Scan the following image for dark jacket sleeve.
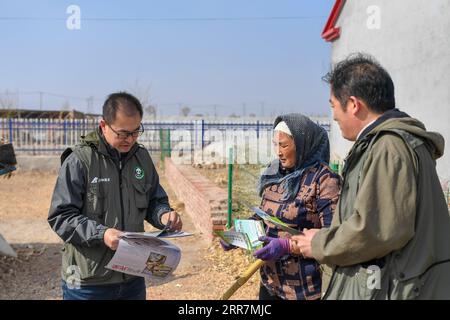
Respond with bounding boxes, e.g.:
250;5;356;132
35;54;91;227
145;168;172;230
47;152;108;247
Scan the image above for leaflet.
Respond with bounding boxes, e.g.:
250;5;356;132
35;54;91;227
251;206;301;235
105;231;191;284
215;219;265;251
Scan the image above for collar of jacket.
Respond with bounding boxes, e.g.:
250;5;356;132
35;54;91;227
343;108;414;176
356;108;410;142
80;127;140;163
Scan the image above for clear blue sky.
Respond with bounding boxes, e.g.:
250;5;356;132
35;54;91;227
0;0;335;117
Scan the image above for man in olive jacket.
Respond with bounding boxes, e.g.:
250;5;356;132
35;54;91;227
48;92;182;300
292;54;450;299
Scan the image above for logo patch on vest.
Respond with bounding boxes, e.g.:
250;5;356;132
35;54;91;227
91;177;111;184
134;166;144;180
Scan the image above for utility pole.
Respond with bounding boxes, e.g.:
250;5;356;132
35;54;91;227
39;91;43;110
213;104;218;119
86;96;94;114
178;103;182;117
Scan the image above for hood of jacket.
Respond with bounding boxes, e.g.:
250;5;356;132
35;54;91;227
367;116;445;160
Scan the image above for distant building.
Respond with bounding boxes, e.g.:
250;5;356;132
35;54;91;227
323;0;450;185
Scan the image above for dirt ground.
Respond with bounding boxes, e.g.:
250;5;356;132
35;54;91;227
0;170;259;300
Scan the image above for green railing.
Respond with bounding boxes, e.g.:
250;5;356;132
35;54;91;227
159;129;171;169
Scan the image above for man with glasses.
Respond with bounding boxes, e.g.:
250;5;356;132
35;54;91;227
48;92;182;300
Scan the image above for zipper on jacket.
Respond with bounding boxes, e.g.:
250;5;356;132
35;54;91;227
118;160;125;230
118;159;126;282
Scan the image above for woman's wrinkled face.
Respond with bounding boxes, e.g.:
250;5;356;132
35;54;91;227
273;131;296;169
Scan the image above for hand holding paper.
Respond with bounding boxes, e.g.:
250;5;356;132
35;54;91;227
161;210;183;232
105;231;192;283
104;228;124;251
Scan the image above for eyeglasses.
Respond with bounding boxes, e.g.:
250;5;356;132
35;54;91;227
107;123;144;139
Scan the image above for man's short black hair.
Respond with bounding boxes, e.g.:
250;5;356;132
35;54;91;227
102;92;143;123
323;53;395;113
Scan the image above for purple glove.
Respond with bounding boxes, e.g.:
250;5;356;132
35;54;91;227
220;239;237;251
253;236;290;261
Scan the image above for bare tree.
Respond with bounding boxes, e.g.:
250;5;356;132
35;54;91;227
180;106;191;117
61;100;71;111
145;104;157;119
127;78;156;119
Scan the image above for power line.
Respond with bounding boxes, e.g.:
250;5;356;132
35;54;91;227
0;15;325;22
39;91;43;110
15;91;103;101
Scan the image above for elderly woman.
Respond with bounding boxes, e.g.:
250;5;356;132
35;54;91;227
223;113;341;300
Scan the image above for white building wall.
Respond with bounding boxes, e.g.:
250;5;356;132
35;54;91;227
329;0;450;186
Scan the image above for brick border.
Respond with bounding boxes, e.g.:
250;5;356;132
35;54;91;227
164;158;227;241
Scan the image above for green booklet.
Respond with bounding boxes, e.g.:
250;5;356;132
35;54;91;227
215;219;265;251
251;206;301;235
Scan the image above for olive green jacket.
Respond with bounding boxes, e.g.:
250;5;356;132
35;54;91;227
312;117;450;299
48;129;171;286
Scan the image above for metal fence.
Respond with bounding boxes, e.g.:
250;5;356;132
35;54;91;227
0;118;330;155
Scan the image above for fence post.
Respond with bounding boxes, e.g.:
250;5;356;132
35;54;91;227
159;128;164;170
227;147;234;229
201;119;205;149
159;128;171;170
8;118;13;143
63;120;67;146
256;120;260;139
167;129;171;157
